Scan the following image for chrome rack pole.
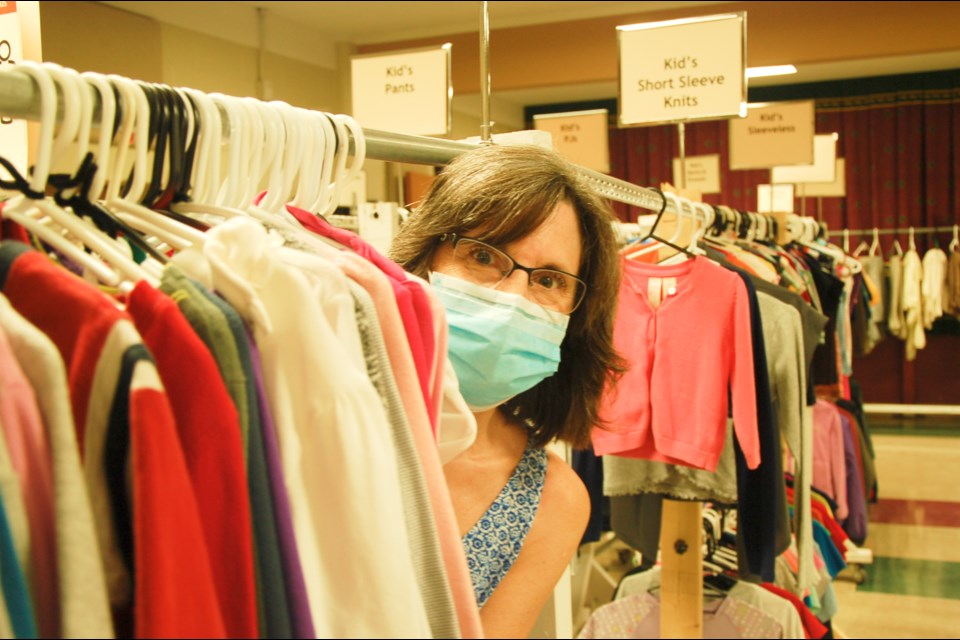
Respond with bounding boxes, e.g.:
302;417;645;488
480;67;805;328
479;0;493;143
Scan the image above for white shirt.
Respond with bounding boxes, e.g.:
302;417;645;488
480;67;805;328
921;247;948;329
193;217;432;638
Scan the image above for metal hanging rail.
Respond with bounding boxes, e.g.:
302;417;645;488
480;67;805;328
826;226;957;236
0;67;668;213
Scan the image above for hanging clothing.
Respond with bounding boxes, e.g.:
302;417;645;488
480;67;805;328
595;256;760;472
157;264;298;639
901;247;926;360
126;281;259;638
858;255;886;353
946;249;960;315
0;241;227;638
886;253;906;339
180;218;433;638
616;566;806;639
811;400;848;521
921;247;948;329
0;320;59;638
578;590;787;639
272;220;477;638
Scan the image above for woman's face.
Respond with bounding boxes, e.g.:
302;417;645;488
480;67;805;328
432;199;584;308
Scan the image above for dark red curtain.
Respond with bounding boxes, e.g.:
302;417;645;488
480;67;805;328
607;85;960;253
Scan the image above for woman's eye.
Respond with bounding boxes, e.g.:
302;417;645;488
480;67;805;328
534;272;566;290
470;249;494;266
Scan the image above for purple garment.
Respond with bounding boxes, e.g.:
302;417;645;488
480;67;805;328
246;328;315;638
839;413;868;544
577;591;787;639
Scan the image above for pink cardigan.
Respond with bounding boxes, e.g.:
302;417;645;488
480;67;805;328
595;256;761;471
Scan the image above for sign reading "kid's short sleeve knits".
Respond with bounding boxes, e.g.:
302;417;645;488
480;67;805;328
617;12;747;127
351;43;452;136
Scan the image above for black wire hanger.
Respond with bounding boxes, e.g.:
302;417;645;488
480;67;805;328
640;187;694;258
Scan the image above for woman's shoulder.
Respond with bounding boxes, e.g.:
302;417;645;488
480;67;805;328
536;446;590;536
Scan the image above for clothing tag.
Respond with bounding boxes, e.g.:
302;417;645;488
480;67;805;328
648;277;663;308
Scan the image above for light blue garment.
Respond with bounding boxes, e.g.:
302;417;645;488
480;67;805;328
430;272;568;411
0;493;37;639
462;440;547;608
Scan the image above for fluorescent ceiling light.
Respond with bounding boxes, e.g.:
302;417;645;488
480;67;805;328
746;65;798;78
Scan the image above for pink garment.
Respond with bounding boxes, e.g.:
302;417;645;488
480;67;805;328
811;400;848;521
406;273;449;436
595;256;760;471
330;251;483;639
0;324;60;638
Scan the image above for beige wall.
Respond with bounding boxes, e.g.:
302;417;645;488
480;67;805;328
40;1;162;82
39;1;343;113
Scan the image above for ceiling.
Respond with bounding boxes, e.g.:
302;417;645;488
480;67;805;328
244;1;733;45
99;1;960;109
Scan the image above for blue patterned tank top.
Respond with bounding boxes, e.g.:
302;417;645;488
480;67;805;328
462;442;548;609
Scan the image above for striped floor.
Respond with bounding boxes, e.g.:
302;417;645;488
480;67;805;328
832;430;960;639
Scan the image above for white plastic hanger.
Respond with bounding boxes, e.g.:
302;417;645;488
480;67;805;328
8;63;156;287
81;71;117;201
890;235;904;257
908;226;917;251
1;63;121;285
335;113;367;209
869;228;881;257
307;111;337;215
950;225;959;253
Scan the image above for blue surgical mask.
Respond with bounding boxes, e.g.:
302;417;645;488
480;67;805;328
430;271;570;412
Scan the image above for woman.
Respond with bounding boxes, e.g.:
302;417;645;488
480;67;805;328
390;144;626;638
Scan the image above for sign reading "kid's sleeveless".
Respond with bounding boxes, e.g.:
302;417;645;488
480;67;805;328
617;13;747;126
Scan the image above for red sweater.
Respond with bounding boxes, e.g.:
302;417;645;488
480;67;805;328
127;281;258;638
595;256;760;471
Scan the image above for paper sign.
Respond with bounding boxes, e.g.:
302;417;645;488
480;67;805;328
771;133;839;184
671;154;720;193
729;101;815;169
533;109;610;173
797;158;846;197
757;184;795;213
617;13;746;126
0;1;28;179
351;44;451;136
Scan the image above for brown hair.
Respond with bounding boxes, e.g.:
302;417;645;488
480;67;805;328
389;144;626;448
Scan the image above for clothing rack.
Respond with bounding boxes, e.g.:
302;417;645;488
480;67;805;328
0;68;666;213
827;226;957;237
0;63;724;640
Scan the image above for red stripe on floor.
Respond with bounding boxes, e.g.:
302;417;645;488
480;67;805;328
870;499;960;527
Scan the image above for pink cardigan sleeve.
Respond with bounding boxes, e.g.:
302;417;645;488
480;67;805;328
731;276;761;469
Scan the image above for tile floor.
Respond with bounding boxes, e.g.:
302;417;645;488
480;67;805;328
831;427;960;639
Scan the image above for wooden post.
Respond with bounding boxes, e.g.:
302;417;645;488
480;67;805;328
659;498;703;639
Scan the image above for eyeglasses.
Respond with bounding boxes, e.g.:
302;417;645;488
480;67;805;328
440;233;587;314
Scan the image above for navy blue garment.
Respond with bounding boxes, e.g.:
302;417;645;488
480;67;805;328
572;446;608;545
731;271;781;583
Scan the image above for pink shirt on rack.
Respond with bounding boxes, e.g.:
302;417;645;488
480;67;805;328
595;256;760;471
812;400;848;521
